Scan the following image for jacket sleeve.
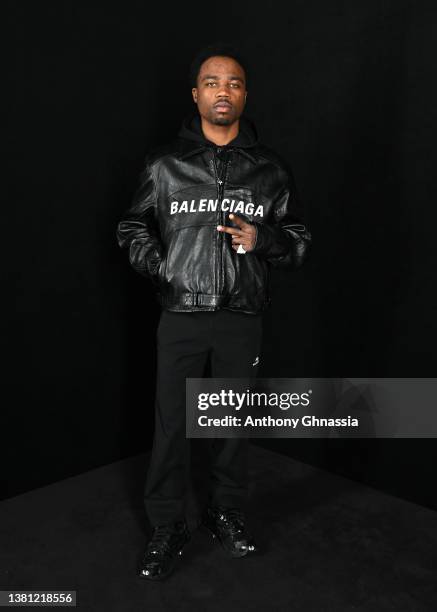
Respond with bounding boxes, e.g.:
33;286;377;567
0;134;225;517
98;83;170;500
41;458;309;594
116;158;164;283
251;166;311;269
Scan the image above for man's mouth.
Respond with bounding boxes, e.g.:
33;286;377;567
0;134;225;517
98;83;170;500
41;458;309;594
214;102;232;112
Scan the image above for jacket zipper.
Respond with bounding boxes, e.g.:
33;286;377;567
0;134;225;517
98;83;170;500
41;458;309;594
212;147;229;303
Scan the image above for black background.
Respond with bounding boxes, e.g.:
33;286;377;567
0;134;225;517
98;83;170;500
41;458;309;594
4;1;437;509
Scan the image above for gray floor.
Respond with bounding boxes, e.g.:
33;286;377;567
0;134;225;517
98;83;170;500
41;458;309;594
1;444;436;611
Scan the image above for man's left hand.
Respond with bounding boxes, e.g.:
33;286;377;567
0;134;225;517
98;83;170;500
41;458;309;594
217;213;257;253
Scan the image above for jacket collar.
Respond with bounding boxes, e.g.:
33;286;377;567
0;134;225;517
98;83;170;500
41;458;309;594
176;111;259;164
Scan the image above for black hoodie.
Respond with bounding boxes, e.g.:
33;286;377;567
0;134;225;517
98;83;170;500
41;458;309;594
178;111;259;150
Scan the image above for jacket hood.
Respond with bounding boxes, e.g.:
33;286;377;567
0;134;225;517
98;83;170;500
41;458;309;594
178;110;259;149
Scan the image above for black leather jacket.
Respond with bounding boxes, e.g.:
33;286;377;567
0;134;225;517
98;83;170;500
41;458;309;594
116;112;312;314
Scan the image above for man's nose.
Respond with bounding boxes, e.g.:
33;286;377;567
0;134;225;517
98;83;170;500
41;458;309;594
216;84;231;97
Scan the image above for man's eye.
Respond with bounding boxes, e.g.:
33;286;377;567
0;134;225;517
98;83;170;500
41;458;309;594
231;83;240;88
206;82;216;86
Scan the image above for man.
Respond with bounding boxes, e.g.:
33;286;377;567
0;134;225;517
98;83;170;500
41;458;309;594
116;42;311;580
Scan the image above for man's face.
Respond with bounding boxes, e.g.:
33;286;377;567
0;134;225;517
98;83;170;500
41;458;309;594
192;55;247;126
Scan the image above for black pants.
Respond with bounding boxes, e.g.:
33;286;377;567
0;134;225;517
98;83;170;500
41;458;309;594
144;308;263;526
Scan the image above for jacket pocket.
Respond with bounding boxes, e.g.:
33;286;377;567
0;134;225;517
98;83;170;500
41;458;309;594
146;249;165;287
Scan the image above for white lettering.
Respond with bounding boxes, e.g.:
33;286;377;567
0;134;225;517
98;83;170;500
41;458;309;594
169;198;264;217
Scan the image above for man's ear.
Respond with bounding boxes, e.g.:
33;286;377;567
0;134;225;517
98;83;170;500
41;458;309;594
192;88;197;103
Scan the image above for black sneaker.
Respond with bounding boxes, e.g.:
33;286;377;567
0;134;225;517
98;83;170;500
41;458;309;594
201;505;258;558
138;519;190;580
